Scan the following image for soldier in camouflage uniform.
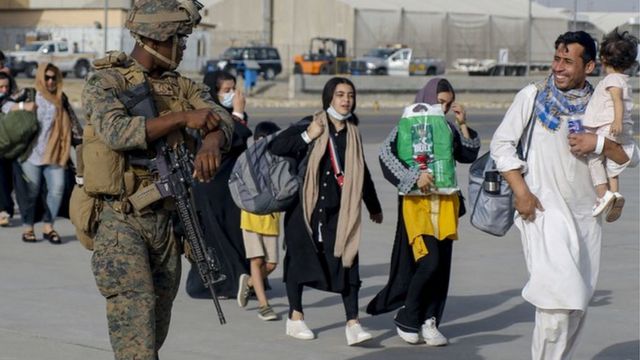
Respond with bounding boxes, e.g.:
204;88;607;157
81;0;233;358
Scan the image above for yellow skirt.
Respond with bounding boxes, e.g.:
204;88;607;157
402;194;459;261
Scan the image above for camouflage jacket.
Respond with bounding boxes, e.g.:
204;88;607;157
81;51;233;153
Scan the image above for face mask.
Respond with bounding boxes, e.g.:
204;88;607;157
327;105;352;121
220;91;235;108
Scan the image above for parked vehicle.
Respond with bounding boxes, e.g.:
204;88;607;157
350;46;445;76
409;56;447;76
293;37;349;75
202;46;282;80
7;40;95;78
454;58;551;76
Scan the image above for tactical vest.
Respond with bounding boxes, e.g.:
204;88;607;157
82;52;196;198
72;52;201;250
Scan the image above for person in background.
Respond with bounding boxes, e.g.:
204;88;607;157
0;73;13;108
0;72;38;227
269;77;383;346
18;63;81;243
0;72;20;226
0;50;11;76
237;121;282;321
0;51;18;96
242;59;259;95
367;78;480;345
205;70;248;124
186;70;253;299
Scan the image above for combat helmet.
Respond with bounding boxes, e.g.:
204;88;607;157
126;0;203;69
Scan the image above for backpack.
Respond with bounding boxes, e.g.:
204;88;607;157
0;110;39;159
228;132;301;214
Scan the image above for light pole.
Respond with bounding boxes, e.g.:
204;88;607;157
104;0;109;55
573;0;578;31
526;0;531;76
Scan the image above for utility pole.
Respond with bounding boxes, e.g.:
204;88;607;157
573;0;578;31
263;0;273;45
526;0;531;76
104;0;109;55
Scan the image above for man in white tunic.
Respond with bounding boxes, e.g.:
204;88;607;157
490;31;632;360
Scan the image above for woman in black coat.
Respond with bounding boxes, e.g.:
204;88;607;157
269;77;383;345
366;78;480;345
186;71;253;298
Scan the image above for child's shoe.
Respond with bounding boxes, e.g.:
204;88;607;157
257;304;278;321
592;190;615;216
236;274;251;308
605;192;625;222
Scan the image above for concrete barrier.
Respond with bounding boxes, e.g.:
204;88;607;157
296;74;640;93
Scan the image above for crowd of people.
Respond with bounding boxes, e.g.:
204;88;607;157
0;1;638;357
0;54;81;242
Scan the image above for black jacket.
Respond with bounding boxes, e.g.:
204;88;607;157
269;116;381;292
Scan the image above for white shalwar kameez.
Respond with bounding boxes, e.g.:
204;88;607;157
490;85;601;360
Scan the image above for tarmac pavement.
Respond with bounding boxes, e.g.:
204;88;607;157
0;133;638;359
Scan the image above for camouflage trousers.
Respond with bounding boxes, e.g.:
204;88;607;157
91;203;181;360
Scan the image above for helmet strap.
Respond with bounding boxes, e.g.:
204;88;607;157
171;35;178;68
135;35;179;70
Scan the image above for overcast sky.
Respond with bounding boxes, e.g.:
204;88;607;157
535;0;639;12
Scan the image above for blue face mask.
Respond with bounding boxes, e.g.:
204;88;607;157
327;105;352;121
220;91;235;108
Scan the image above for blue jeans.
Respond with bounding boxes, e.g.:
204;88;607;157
20;161;65;226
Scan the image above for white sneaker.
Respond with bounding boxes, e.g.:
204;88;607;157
345;322;373;346
605;192;625;222
592;190;615;216
396;327;420;344
236;274;251;308
421;317;448;346
286;319;315;340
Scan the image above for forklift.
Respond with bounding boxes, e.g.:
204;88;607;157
293;37;348;75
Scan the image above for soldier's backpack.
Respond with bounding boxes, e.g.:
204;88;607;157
228;132;301;214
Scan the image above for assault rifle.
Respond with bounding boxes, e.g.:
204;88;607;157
118;82;227;325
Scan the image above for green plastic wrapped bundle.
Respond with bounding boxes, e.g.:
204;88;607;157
397;103;458;195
